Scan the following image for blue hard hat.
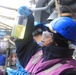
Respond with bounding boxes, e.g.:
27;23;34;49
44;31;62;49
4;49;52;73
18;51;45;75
49;17;76;41
34;21;46;30
34;21;40;26
32;22;47;36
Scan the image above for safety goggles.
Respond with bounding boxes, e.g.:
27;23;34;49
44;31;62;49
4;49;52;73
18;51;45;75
32;28;43;36
42;31;53;41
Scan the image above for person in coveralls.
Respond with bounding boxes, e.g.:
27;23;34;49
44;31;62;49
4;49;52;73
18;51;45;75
14;6;76;75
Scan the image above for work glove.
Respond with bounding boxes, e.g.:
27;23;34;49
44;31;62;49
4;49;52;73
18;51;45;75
6;62;29;75
18;6;31;17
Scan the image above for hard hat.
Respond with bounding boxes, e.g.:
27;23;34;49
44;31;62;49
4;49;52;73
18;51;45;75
34;21;40;26
47;17;76;41
32;23;47;36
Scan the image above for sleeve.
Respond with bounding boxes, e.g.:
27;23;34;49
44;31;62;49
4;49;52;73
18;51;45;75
15;13;34;52
15;14;37;67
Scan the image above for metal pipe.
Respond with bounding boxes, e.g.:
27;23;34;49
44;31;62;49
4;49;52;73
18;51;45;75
0;5;17;11
31;0;55;11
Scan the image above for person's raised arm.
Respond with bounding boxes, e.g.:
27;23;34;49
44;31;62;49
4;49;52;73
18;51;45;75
15;6;34;51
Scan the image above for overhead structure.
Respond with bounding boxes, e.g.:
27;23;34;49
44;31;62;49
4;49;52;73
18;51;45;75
0;5;18;35
33;0;76;23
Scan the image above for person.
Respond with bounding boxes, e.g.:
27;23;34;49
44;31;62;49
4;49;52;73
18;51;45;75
25;17;76;75
14;6;37;68
15;6;76;75
32;23;47;46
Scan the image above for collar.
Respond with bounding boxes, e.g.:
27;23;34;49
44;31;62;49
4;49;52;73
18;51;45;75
42;46;74;61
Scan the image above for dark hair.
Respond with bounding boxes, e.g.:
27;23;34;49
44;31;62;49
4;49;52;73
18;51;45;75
46;27;69;48
53;33;68;48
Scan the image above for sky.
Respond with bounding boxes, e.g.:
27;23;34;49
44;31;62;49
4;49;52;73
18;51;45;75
0;0;32;27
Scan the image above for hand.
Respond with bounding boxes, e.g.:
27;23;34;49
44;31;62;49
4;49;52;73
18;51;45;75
6;67;17;75
18;6;31;17
6;67;29;75
6;62;28;75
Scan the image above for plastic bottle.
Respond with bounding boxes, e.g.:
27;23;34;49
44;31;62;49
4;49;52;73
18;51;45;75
11;13;27;39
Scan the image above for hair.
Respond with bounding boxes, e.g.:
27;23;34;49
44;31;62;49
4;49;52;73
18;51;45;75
46;26;69;48
53;33;68;48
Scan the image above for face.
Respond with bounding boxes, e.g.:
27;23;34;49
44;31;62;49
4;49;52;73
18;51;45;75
41;31;53;46
33;34;42;43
